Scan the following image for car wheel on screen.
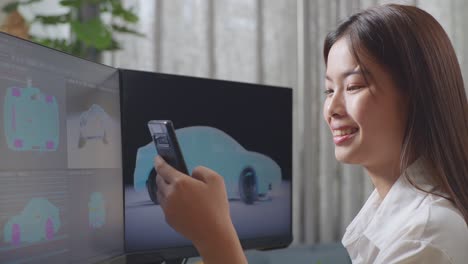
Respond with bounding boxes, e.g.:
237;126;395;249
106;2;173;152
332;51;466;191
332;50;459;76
146;169;160;205
239;167;258;205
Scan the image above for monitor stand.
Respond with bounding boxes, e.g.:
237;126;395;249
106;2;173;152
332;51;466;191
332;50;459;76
126;254;187;264
159;258;186;264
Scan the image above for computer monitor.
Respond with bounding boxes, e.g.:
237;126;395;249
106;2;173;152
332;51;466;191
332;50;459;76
0;33;124;263
120;70;293;262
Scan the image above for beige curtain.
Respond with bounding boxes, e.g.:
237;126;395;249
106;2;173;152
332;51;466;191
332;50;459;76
104;0;468;245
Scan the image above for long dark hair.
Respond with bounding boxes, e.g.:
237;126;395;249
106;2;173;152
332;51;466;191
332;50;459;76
323;4;468;224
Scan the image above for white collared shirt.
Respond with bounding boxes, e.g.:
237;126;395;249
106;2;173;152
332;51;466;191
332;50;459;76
342;158;468;263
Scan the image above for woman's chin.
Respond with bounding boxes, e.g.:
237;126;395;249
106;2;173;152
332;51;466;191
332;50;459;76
335;149;360;164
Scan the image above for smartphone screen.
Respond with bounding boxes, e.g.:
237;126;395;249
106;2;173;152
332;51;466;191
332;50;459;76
148;120;189;174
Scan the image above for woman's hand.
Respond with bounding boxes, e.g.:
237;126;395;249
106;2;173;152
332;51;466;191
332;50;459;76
154;155;230;243
154;156;247;264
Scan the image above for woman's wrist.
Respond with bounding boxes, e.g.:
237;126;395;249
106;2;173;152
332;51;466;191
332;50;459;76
193;221;247;264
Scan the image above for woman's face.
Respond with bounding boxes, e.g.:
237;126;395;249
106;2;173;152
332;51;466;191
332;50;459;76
323;37;407;169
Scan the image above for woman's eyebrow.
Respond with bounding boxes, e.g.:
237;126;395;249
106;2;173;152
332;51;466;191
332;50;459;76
325;69;369;81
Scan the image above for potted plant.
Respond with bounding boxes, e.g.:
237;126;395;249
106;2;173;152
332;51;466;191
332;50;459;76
1;0;144;62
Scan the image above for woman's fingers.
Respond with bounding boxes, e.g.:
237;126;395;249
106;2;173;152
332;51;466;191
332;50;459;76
191;165;224;186
156;170;169;207
154;155;185;184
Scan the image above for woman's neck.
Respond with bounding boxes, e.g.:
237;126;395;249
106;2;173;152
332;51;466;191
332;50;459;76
364;159;402;200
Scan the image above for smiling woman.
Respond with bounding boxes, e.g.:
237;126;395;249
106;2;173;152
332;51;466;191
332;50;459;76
324;38;407;173
142;3;468;264
323;4;468;263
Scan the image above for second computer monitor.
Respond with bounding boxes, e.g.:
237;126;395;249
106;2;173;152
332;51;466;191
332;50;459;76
120;70;293;260
0;33;124;264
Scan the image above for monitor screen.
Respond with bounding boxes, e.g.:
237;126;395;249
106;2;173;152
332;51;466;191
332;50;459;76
120;70;292;260
0;33;124;263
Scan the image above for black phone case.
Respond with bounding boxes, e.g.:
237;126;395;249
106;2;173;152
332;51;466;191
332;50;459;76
148;120;189;175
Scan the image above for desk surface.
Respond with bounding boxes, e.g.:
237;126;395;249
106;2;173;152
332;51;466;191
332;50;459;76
103;243;351;264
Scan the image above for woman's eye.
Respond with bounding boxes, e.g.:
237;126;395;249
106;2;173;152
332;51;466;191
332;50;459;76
346;85;364;91
324;89;334;95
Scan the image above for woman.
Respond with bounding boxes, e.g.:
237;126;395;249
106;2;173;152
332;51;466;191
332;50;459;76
154;4;468;264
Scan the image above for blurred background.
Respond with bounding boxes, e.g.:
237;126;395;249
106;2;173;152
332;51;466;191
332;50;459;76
1;0;466;250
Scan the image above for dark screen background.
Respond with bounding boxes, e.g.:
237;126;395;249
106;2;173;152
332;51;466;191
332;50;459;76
120;70;292;185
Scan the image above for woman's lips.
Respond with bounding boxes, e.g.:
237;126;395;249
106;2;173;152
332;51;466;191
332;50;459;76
332;127;359;145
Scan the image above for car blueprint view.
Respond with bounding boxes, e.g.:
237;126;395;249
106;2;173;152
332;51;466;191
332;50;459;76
0;33;123;264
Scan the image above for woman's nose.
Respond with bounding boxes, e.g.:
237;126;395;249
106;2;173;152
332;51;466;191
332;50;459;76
326;91;346;118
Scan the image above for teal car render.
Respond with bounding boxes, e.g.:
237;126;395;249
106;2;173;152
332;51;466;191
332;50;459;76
3;197;61;245
3;86;59;151
78;104;110;148
133;126;282;204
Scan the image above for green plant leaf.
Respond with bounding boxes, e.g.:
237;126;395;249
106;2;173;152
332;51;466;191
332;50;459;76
3;0;41;13
111;24;144;37
71;18;113;50
119;8;138;23
88;0;106;5
33;13;71;24
59;0;82;7
2;2;20;13
107;38;121;51
100;5;110;13
110;0;138;23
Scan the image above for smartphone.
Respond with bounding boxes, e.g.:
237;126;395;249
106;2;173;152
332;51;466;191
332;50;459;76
148;120;189;175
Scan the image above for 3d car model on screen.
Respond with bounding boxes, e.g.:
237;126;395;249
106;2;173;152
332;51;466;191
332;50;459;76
88;192;106;229
78;104;110;148
3;197;61;245
134;126;282;205
3;86;59;151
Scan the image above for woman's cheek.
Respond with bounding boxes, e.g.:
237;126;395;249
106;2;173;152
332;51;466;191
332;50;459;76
346;94;368;122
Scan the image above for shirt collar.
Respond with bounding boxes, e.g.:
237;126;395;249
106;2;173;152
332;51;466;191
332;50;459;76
343;157;439;249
